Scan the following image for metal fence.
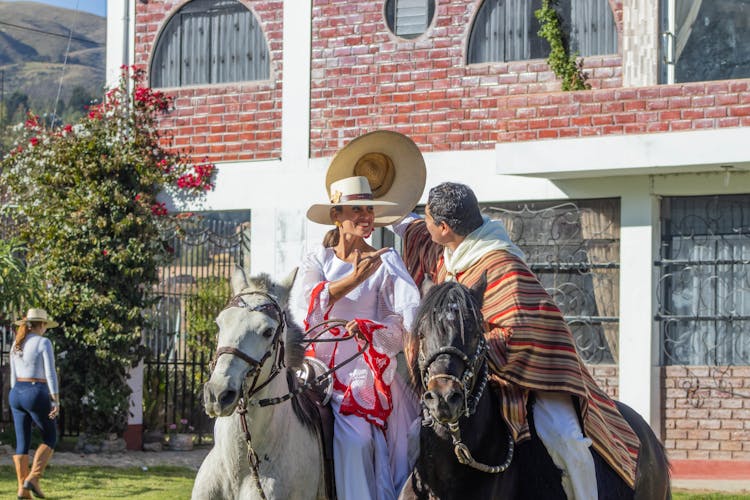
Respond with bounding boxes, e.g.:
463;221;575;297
143;211;251;439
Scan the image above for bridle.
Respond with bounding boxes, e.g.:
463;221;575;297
210;290;287;401
417;299;514;474
419;335;489;420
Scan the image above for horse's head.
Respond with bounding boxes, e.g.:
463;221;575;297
412;275;488;425
203;266;300;417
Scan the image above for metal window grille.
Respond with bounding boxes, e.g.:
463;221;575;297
151;0;269;87
483;199;621;364
657;195;750;366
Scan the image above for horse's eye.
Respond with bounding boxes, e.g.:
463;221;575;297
262;327;274;338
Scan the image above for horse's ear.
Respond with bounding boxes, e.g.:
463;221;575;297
269;267;298;306
230;265;249;295
279;267;299;292
469;272;487;306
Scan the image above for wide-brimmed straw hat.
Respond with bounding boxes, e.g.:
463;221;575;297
14;308;59;328
319;130;427;227
307;176;399;226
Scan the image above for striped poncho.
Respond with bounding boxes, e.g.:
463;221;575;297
402;219;640;489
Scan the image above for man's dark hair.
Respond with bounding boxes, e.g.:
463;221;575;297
427;182;483;236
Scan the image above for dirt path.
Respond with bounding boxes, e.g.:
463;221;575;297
2;447;210;470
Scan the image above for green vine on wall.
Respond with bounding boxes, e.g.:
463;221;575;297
535;0;590;91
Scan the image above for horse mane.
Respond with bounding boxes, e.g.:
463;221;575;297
284;321;306;368
405;281;483;394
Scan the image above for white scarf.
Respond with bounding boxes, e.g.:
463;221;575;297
443;216;525;281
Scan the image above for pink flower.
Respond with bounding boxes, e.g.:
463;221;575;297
102;249;109;256
29;137;39;147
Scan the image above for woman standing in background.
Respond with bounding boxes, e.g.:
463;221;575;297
10;308;59;499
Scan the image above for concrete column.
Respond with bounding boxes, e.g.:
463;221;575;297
281;0;312;164
105;0;135;88
618;179;661;437
125;361;144;450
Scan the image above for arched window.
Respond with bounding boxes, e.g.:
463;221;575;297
151;0;269;88
467;0;617;64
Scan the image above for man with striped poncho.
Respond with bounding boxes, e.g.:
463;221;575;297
392;182;640;500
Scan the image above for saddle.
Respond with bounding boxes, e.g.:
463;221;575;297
291;358;337;500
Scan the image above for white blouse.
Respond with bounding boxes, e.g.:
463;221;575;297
294;246;420;427
10;334;59;395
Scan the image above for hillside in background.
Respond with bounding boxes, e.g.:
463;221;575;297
0;1;105;120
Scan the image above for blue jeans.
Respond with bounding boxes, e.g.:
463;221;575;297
10;382;58;454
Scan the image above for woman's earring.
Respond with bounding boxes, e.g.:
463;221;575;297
335;221;342;228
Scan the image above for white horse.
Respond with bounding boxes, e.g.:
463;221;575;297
192;266;329;500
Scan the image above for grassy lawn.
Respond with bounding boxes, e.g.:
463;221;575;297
1;465;748;499
675;494;750;500
0;465;195;499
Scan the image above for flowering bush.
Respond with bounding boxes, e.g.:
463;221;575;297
168;418;195;435
0;66;215;435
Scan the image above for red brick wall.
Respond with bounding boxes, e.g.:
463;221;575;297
134;0;283;162
310;0;624;156
497;81;750;142
663;366;750;461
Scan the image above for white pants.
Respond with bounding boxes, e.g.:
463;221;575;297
533;391;598;500
331;374;418;500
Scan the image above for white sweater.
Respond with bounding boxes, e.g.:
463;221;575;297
10;334;59;395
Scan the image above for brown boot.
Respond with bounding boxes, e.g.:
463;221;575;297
12;454;32;499
23;444;54;498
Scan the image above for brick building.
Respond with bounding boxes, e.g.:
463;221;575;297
107;0;750;476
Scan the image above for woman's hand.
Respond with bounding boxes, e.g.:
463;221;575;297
329;247;389;303
49;402;59;420
346;319;367;342
351;247;388;284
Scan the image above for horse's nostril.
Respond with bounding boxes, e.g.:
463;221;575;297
220;390;238;408
447;391;463;407
423;391;436;402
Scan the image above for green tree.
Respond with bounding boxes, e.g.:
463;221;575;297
0;237;43;322
1;66;214;436
185;277;230;359
68;85;95;113
4;91;29;123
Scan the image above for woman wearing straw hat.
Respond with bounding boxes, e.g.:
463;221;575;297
10;308;59;499
296;174;421;500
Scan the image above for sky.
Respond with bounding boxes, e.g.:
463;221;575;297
4;0;106;17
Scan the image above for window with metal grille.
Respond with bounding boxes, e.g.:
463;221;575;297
384;0;436;39
150;0;269;88
657;195;750;366
467;0;617;64
483;199;621;364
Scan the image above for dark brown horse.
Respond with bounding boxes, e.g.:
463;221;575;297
399;279;671;500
